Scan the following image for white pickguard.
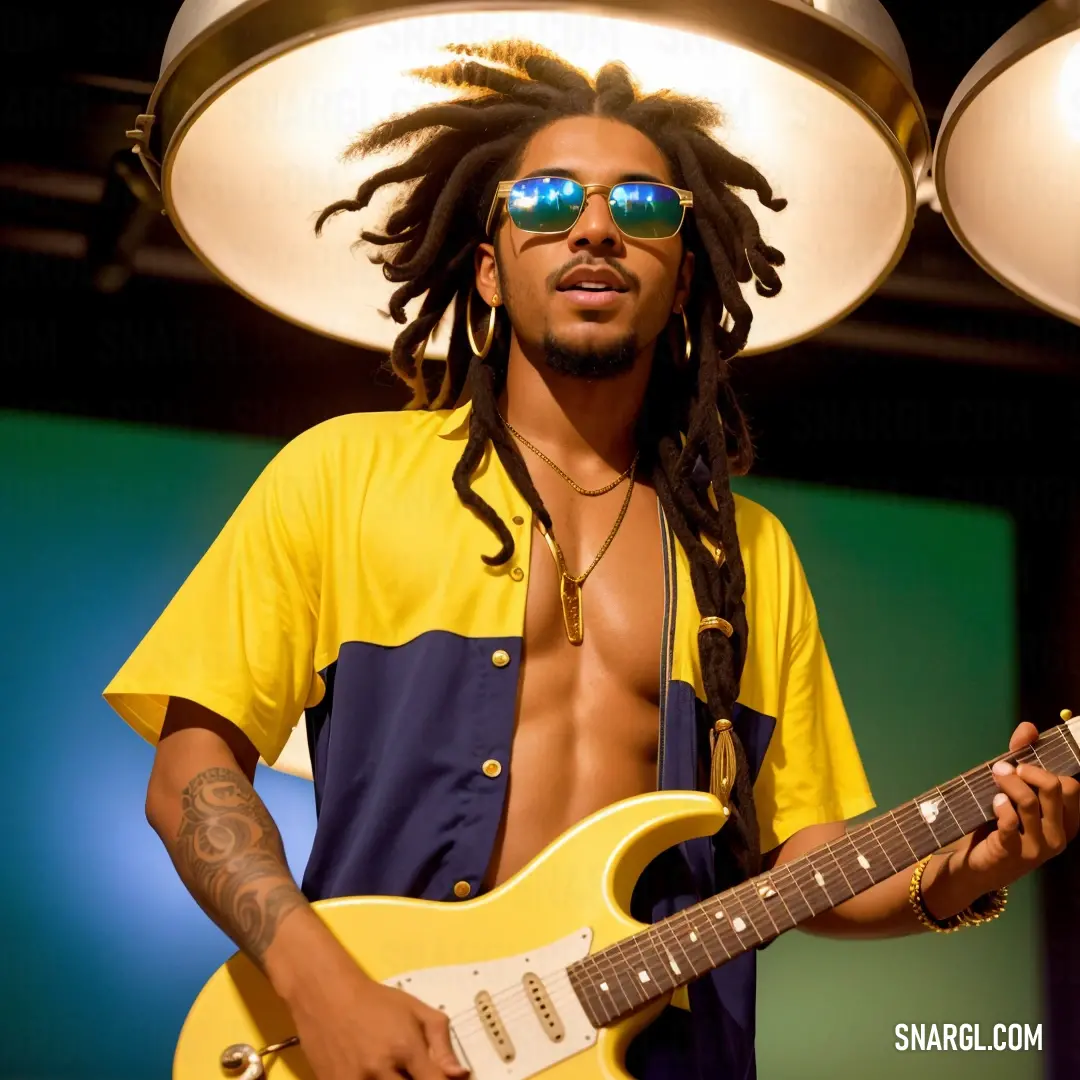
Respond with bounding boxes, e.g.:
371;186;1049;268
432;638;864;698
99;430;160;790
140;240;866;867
384;928;597;1079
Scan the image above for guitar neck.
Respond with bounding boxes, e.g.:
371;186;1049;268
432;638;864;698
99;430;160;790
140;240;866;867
569;718;1080;1027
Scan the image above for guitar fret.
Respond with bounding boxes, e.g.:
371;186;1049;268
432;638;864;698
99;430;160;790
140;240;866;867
733;884;775;941
862;818;899;873
567;957;604;1024
1056;726;1080;768
834;835;874;888
803;849;843;906
600;947;638;1014
581;953;623;1023
760;873;797;927
934;784;965;836
697;898;730;947
618;936;663;999
690;905;730;966
676;914;709;968
884;809;918;861
782;859;833;917
823;842;856;895
710;899;746;958
721;889;758;943
669;911;704;972
729;885;765;938
904;798;943;850
605;943;641;1006
957;773;989;827
773;863;817;921
746;878;793;938
658;915;699;975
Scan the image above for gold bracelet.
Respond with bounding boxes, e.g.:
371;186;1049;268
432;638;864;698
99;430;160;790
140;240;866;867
908;855;1009;933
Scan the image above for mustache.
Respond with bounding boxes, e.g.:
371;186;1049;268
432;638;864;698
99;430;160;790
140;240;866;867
547;256;639;293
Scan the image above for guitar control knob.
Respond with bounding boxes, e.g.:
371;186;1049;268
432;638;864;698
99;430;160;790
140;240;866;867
221;1045;264;1080
220;1038;299;1080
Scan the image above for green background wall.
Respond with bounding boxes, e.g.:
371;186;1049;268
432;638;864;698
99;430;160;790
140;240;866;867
0;410;1039;1079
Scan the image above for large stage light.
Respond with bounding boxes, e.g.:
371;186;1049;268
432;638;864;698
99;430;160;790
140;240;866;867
127;0;928;359
935;1;1080;327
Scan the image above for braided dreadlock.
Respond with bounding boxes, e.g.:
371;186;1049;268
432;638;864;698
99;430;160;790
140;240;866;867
314;41;787;888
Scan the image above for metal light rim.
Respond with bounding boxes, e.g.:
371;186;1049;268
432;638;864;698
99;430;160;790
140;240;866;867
933;0;1080;328
137;0;931;356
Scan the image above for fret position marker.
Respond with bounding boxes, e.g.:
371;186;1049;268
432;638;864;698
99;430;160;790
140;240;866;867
814;871;826;887
638;971;650;983
856;854;870;870
919;799;940;824
689;931;698;942
758;884;777;899
714;910;726;920
666;950;681;976
732;917;747;933
600;982;609;992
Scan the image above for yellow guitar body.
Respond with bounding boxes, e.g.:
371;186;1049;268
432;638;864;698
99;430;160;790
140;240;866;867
175;790;728;1080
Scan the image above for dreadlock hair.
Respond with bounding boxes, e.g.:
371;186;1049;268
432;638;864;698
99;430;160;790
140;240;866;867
314;40;787;888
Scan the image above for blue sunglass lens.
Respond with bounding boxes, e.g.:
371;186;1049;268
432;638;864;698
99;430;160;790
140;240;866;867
507;177;585;232
609;183;684;239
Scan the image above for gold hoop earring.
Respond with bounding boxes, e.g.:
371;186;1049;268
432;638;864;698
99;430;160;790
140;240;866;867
466;288;497;359
674;307;693;365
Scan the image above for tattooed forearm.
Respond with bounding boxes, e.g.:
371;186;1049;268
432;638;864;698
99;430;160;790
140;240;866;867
174;766;306;963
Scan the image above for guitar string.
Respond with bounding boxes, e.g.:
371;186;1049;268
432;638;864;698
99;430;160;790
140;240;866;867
440;733;1077;1041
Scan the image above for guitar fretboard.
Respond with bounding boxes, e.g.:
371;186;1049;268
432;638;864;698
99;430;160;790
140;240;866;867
567;721;1080;1027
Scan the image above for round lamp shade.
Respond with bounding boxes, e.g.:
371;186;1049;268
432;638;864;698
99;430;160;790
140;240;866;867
935;1;1080;326
130;0;928;357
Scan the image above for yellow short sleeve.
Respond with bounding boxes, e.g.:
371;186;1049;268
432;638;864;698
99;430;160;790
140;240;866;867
752;538;876;852
102;429;327;766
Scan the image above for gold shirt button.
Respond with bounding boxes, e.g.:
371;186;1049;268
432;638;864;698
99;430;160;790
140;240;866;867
510;567;524;581
491;649;510;668
512;515;525;525
482;759;503;778
453;880;472;898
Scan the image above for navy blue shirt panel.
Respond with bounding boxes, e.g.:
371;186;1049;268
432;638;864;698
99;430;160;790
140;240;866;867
301;632;520;903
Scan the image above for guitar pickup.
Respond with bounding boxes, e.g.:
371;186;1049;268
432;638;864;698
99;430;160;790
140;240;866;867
523;972;566;1043
474;990;515;1062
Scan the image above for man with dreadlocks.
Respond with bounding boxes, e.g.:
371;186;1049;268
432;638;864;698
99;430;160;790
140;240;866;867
106;40;1078;1080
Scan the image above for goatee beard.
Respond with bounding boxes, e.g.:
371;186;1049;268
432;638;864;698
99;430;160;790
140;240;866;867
541;330;638;379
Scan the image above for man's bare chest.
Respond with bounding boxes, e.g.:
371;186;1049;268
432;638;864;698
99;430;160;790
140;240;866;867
519;474;665;708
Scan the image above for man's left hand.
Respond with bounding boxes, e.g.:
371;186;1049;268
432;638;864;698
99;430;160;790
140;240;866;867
953;721;1080;893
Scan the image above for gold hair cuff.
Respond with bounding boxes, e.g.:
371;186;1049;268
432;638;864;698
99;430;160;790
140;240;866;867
908;855;1008;933
709;718;736;806
699;616;733;638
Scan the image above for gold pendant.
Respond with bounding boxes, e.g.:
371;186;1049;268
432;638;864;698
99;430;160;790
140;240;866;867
560;574;584;646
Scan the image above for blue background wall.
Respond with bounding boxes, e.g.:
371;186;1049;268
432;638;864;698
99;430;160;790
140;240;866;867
0;410;1038;1079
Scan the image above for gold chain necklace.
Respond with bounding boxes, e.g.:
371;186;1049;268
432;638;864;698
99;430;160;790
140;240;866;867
497;408;638;645
536;468;636;646
497;408;635;495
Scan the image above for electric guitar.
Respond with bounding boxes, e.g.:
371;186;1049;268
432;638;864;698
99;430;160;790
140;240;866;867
180;709;1079;1080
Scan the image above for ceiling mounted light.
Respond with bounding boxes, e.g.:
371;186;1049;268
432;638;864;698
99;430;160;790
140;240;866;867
128;0;928;358
935;0;1080;327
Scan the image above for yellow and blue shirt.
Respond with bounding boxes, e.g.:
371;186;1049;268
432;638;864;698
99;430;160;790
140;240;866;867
103;400;874;1080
